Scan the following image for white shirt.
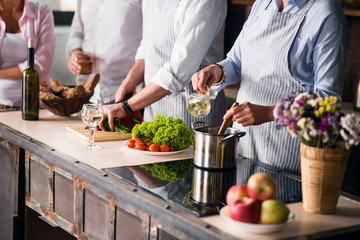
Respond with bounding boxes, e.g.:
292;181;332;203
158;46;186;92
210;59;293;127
136;0;226;94
135;0;228;128
0;33;27;107
67;0;143;104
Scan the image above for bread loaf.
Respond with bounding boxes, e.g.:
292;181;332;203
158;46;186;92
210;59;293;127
83;73;100;94
60;85;86;99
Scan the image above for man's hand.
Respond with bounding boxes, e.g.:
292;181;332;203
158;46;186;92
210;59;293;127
67;49;96;76
223;102;275;127
99;103;127;131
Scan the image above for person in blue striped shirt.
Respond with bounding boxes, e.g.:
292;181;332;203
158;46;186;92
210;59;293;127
191;0;349;174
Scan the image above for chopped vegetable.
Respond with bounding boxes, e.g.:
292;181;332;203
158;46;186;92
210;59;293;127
132;115;194;150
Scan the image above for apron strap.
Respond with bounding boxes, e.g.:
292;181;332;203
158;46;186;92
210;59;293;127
301;0;316;16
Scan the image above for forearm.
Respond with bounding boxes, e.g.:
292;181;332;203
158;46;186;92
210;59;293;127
127;82;170;112
125;59;145;86
0;66;22;79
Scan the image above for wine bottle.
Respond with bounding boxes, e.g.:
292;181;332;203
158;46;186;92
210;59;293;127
22;38;39;120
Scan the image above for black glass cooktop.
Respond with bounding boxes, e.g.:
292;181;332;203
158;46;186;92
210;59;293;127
103;157;303;217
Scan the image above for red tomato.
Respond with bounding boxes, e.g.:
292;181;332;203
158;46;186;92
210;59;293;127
170;145;176;151
135;141;145;150
149;144;160;152
132;135;138;140
127;139;135;148
145;142;152;150
160;144;170;152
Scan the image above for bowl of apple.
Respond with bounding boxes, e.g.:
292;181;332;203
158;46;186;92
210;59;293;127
220;173;295;234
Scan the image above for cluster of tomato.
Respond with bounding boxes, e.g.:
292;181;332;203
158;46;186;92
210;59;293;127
127;136;176;152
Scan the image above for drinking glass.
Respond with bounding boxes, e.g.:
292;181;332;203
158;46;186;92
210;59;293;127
77;54;93;74
81;103;104;150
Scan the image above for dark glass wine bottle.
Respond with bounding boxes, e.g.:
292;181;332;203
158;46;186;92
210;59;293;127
22;38;39;120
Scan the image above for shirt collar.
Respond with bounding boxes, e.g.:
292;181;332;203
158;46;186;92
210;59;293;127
276;0;308;9
293;0;308;8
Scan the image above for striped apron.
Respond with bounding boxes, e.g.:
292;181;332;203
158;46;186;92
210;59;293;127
234;0;315;175
142;0;227;128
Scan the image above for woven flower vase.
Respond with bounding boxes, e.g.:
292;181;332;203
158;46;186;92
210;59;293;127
300;143;350;214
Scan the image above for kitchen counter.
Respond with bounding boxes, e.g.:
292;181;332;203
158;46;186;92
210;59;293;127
1;110;360;239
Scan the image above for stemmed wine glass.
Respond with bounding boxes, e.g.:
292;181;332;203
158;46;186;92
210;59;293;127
81;103;104;150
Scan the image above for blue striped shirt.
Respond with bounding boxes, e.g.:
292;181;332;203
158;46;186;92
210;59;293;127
218;0;349;101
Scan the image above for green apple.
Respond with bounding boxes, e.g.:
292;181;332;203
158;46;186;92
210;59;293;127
260;199;289;224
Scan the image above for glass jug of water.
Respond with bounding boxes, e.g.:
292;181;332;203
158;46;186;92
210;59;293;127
186;88;218;118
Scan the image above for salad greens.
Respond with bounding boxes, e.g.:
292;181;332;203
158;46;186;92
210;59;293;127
141;159;193;182
132;115;194;150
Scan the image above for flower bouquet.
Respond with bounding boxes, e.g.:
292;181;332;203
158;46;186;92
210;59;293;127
273;91;360;214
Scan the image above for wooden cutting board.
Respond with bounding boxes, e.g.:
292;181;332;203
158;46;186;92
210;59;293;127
66;124;132;142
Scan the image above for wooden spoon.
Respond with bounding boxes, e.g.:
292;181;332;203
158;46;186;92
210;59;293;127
217;102;239;135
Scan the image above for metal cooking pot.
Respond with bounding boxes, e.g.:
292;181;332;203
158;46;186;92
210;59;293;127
191;121;246;169
191;166;236;205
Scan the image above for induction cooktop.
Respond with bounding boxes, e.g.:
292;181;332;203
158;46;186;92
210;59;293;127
103;157;303;217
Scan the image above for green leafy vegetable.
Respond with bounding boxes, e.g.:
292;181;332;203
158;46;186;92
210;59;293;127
141;159;193;182
132;115;194;150
101;111;143;133
101;118;131;133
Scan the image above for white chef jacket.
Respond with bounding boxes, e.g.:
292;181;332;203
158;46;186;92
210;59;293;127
67;0;142;104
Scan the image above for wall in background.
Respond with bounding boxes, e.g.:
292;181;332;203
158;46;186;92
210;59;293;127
31;0;76;11
344;17;360;104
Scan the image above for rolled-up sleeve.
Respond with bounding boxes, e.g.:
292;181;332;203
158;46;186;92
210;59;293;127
312;13;348;101
151;0;227;93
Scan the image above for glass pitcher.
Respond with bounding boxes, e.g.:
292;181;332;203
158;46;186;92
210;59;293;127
186;88;218;118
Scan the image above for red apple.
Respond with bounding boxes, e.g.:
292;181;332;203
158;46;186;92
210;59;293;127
226;185;249;206
229;197;260;224
260;199;290;224
247;173;277;201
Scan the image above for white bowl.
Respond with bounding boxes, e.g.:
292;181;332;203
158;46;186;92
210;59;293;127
219;205;295;234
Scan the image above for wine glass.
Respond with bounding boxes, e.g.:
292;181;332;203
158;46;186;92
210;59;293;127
81;103;104;150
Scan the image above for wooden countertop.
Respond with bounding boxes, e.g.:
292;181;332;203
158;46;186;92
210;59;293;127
0;110;193;170
1;109;360;239
203;197;360;239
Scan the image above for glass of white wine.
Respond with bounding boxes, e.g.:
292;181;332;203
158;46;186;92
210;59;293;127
186;88;218;118
81;103;104;150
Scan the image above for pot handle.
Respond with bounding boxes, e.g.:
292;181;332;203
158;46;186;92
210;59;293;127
219;132;246;145
191;121;209;131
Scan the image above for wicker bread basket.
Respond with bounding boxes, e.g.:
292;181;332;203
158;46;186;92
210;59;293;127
41;91;93;116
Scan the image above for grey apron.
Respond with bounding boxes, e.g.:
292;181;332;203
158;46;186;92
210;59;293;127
235;0;315;175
